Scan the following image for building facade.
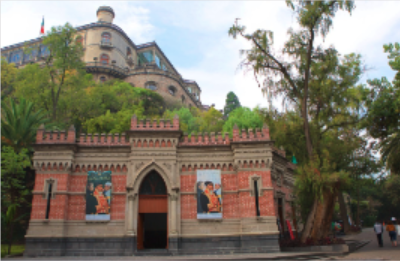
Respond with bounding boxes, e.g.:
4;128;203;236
25;116;296;256
1;6;202;108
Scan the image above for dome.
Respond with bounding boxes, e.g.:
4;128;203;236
97;6;115;18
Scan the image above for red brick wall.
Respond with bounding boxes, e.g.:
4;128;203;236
49;194;68;219
180;170;275;220
110;195;126;220
69;176;87;192
31;173;127;220
181;194;196;219
67;195;86;220
31;195;47;220
34;173;69;191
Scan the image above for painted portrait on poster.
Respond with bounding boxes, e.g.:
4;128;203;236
86;170;112;220
197;169;222;219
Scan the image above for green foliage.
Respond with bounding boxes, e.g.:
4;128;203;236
222;107;263;136
163;107;224;134
1;146;31;253
1;98;50;152
364;43;400;174
223;91;241;117
1;58;17;100
1;245;25;258
81;81;166;134
13;23;88;122
295;150;349;202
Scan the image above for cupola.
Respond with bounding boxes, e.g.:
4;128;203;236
97;6;115;23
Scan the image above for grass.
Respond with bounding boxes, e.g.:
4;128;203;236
1;244;25;258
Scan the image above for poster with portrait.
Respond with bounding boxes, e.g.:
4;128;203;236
85;170;112;221
196;169;222;219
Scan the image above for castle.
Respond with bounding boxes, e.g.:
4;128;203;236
1;6;202;109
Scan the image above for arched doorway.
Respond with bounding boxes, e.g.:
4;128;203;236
137;170;168;250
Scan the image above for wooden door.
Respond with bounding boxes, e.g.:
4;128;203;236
137;213;144;250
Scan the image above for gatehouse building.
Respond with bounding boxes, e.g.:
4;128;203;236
25;116;296;256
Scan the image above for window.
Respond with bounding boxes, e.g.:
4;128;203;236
127;47;132;56
254;180;260;216
155;53;161;68
10;52;21;63
40;45;50;57
145;81;157;91
161;63;167;71
168;86;176;96
76;35;83;45
100;76;107;83
101;32;111;43
139;171;167;195
142;51;153;63
187;87;192;93
100;54;109;65
181;95;185;103
44;179;55;219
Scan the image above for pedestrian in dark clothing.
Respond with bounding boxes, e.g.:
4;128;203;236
374;220;384;247
386;220;398;247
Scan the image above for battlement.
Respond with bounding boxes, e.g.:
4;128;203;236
36;125;76;144
179;124;270;146
78;133;129;146
130;114;179;131
179;132;231;146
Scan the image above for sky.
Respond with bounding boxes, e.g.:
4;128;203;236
1;1;399;110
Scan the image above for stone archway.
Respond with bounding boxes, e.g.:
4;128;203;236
137;170;168;249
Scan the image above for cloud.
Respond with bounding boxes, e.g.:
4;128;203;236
1;1;399;112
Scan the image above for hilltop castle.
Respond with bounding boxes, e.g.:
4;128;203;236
1;6;202;109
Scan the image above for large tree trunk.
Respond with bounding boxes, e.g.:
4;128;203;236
301;187;338;242
338;192;350;234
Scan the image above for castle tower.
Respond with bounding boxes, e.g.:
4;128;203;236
97;6;115;23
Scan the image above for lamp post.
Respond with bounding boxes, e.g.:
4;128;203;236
93;57;98;66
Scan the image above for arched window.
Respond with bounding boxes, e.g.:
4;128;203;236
139;171;167;195
100;54;109;65
76;35;83;45
145;81;157;91
168;86;176;96
100;76;107;83
127;47;132;56
101;32;111;43
181;95;185;103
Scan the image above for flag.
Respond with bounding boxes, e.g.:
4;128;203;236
40;17;44;35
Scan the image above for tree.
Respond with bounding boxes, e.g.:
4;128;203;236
229;0;365;242
13;23;87;123
223;91;241;117
1;58;17;100
364;43;400;174
1;98;50;152
1;146;31;255
222;107;263;136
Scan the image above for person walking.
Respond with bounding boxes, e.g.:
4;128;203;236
374;220;384;247
386;220;397;247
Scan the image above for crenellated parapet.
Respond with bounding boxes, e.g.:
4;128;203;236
36;124;76;144
78;133;129;146
232;123;270;142
179;132;230;146
130;114;179;131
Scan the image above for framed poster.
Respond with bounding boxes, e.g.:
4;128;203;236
197;169;222;219
86;170;112;221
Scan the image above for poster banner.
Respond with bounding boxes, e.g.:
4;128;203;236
196;169;222;219
86;170;112;221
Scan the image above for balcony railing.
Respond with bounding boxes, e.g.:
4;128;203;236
85;62;128;78
100;41;113;49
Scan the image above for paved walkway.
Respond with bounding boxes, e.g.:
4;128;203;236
337;227;400;260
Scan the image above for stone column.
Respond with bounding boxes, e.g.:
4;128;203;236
169;192;179;254
127;194;135;235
